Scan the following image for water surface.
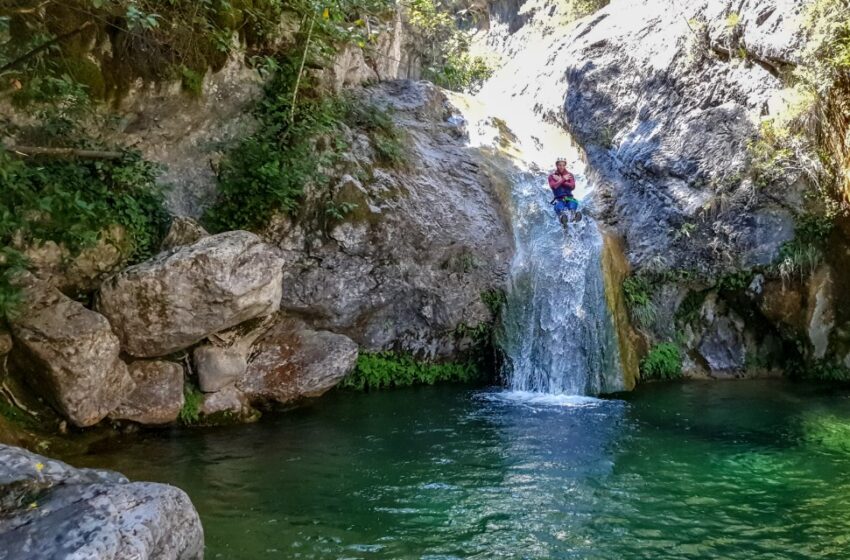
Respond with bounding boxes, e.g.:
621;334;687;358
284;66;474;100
70;381;850;559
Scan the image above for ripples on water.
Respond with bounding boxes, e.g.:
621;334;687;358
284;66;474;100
71;381;850;559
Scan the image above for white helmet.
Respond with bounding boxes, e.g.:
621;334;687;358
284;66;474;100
555;156;568;164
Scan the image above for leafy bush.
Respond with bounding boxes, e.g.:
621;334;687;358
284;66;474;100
206;50;407;233
0;148;169;317
799;359;850;382
640;343;683;381
481;289;507;316
340;351;482;391
407;0;494;92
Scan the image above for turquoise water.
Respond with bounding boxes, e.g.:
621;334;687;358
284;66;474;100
70;381;850;559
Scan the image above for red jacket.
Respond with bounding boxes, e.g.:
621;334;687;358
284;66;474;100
548;171;575;199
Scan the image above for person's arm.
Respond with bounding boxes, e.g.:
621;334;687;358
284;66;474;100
548;173;563;188
563;172;576;189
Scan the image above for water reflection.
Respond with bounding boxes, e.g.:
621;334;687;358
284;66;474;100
67;381;850;559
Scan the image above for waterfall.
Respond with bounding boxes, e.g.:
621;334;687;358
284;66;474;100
446;93;624;396
496;173;624;396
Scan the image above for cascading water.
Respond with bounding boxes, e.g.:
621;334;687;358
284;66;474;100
448;94;624;396
496;173;623;395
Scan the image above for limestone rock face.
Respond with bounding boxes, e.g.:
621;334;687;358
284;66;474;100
0;444;203;560
109;360;185;425
270;81;513;359
9;283;134;427
97;231;284;357
237;319;359;404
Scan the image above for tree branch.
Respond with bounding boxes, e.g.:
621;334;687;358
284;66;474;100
0;20;95;74
5;146;123;159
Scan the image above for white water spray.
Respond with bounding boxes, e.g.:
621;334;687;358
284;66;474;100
449;90;624;396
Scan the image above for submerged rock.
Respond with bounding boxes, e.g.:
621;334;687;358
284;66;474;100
0;444;203;560
109;360;185;425
237;318;359;404
9;282;134;428
97;230;284;358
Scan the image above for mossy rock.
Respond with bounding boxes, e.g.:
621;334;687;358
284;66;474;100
60;55;106;99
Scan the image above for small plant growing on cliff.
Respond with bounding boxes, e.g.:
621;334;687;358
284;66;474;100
623;275;657;329
179;384;203;425
640;343;683;381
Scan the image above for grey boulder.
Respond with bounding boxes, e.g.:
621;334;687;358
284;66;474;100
109;360;185;425
237;319;359;404
97;231;284;357
9;282;134;428
0;444;203;560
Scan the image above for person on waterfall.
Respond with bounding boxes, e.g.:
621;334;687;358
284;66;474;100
548;157;578;222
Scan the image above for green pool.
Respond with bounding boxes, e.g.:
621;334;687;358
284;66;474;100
68;380;850;559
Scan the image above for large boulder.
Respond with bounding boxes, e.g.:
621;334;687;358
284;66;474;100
9;283;134;428
0;444;203;560
97;230;284;357
237;319;359;404
109;360;185;425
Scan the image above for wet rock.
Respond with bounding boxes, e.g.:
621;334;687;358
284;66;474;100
698;316;746;376
806;266;834;359
200;385;258;423
237;319;359;404
97;231;284;358
160;216;209;251
0;444;203;560
109;360;185;425
9;282;134;428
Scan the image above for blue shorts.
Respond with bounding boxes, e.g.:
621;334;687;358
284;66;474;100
553;198;579;215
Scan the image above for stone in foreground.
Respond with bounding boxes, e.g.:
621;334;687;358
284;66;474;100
0;444;203;560
9;282;134;427
97;231;284;358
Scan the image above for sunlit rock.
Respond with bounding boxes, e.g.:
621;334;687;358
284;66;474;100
0;444;203;560
97;231;284;358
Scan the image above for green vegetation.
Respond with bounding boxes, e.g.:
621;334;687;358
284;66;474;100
407;0;493;92
340;351;482;391
717;270;752;292
675;289;707;326
640;342;683;381
179;383;204;425
204;64;407;232
622;274;657;329
563;0;609;21
481;288;507;317
0;143;168;317
1;0;286;102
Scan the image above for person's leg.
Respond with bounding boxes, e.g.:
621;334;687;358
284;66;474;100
566;198;579;211
553;199;567;215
